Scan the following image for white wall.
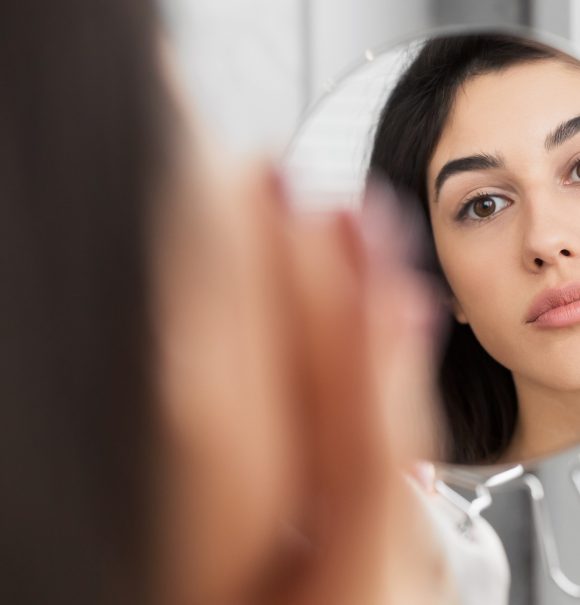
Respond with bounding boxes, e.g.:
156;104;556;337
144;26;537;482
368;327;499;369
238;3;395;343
162;0;304;152
308;0;431;99
572;0;580;50
161;1;438;153
162;0;578;154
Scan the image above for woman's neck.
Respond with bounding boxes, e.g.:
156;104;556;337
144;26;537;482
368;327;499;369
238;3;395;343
499;375;580;464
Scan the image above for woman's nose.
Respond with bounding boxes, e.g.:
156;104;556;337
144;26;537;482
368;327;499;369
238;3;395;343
521;198;580;272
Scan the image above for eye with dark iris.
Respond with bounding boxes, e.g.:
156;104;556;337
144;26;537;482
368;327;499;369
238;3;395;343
457;194;509;222
472;196;496;218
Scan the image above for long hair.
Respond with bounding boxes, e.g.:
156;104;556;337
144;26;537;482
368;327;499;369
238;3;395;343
0;1;169;603
368;34;557;464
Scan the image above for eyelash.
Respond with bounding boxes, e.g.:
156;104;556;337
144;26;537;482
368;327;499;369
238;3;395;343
455;191;509;224
565;157;580;184
454;158;580;224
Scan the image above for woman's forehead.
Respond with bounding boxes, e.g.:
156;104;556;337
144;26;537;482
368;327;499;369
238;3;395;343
428;59;580;182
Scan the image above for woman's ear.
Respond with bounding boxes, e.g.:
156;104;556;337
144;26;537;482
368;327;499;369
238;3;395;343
445;293;469;324
447;295;468;325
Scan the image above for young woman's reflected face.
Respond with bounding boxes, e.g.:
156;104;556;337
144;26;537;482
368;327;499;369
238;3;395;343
428;59;580;393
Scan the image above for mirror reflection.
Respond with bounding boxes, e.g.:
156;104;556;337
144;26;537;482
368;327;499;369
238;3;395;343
288;31;580;468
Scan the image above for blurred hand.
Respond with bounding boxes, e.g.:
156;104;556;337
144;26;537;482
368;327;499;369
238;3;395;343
255;180;457;605
165;151;459;605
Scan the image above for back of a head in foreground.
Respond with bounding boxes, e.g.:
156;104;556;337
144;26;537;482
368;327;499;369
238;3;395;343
0;1;169;603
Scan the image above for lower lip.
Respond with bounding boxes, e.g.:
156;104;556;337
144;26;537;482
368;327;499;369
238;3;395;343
532;299;580;328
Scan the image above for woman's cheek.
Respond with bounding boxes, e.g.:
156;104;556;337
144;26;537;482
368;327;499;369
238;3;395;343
437;240;520;367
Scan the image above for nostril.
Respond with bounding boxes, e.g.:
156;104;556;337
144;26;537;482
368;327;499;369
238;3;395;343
534;258;543;267
561;249;571;257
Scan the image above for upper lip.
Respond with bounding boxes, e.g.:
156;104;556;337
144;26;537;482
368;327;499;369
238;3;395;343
526;282;580;323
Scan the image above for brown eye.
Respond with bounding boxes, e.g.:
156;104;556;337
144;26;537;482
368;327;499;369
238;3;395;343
462;194;509;221
472;196;496;217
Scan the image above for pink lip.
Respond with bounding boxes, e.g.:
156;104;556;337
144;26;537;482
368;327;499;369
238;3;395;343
526;282;580;328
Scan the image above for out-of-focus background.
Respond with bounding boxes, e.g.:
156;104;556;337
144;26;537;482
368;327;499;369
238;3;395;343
162;0;580;153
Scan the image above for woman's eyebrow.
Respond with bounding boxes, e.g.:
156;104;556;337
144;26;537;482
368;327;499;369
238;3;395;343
545;115;580;150
434;153;504;201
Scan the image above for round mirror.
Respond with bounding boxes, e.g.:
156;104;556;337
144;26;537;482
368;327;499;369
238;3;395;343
285;26;580;604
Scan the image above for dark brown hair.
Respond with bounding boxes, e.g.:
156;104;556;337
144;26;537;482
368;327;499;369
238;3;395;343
0;1;169;603
369;34;557;464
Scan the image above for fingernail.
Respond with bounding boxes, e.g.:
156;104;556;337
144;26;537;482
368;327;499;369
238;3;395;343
414;461;436;493
362;176;431;272
268;165;290;213
360;180;403;268
336;210;367;277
